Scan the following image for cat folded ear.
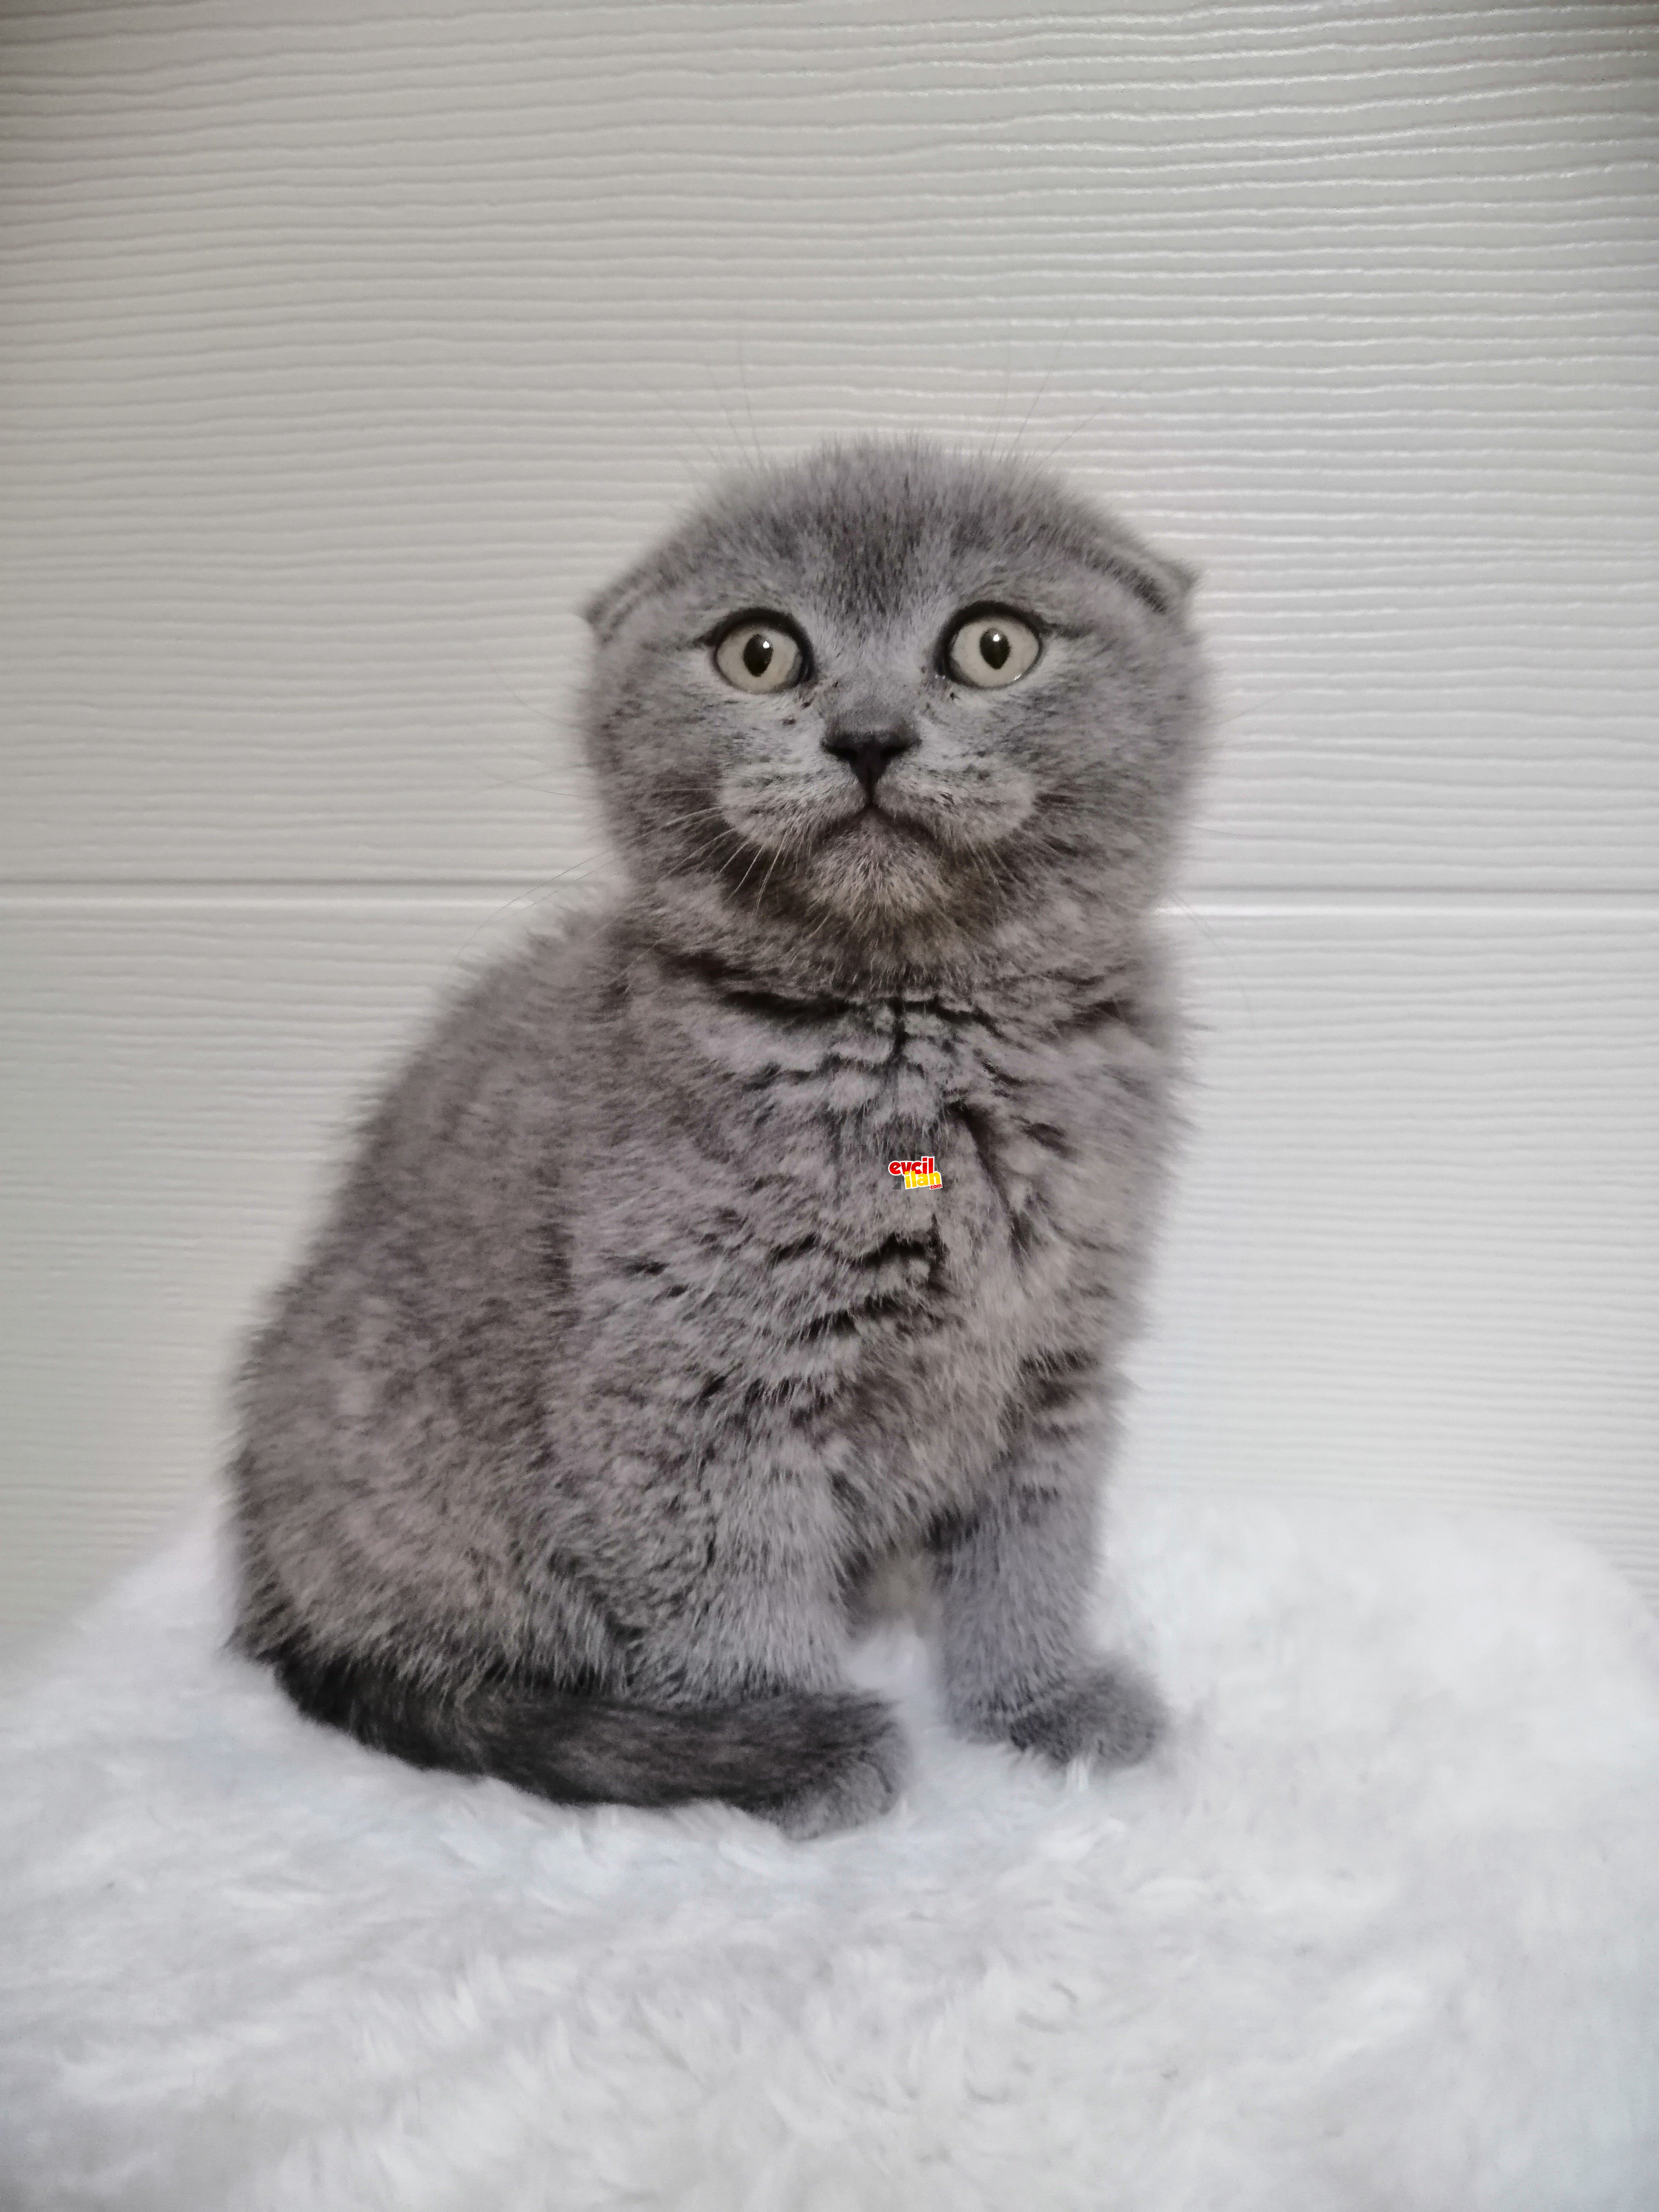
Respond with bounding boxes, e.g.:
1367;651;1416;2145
1087;540;1199;621
582;560;657;646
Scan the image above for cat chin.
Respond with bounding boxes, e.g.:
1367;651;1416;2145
796;822;948;922
723;795;1023;868
706;785;1039;940
787;820;1033;945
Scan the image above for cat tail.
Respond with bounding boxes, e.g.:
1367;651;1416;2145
258;1634;904;1829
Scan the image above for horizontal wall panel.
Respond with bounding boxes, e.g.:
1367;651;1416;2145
2;893;1654;1661
3;2;1657;889
1122;899;1659;1588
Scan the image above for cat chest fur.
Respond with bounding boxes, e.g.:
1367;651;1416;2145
566;978;1163;1552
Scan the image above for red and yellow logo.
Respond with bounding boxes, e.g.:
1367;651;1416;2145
889;1156;942;1191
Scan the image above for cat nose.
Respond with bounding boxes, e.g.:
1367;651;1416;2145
821;723;919;801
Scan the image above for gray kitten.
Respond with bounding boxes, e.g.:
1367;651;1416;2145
231;439;1207;1837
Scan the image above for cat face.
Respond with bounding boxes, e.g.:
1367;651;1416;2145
582;441;1205;952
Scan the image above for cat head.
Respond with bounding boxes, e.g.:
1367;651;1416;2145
581;439;1206;975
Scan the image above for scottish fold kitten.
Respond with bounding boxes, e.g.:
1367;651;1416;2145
231;439;1207;1837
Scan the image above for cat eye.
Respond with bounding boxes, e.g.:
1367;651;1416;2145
713;618;806;695
944;609;1041;690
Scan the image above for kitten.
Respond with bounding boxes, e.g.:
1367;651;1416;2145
230;439;1208;1837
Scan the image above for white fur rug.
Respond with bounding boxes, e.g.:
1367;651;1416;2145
2;1491;1657;2212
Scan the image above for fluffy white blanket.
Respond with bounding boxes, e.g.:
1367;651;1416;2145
2;1491;1656;2211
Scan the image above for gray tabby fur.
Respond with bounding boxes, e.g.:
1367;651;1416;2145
230;438;1208;1837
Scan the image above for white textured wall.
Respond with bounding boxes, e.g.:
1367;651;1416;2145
3;0;1656;1655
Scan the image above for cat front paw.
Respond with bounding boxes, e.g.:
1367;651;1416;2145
999;1660;1166;1772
